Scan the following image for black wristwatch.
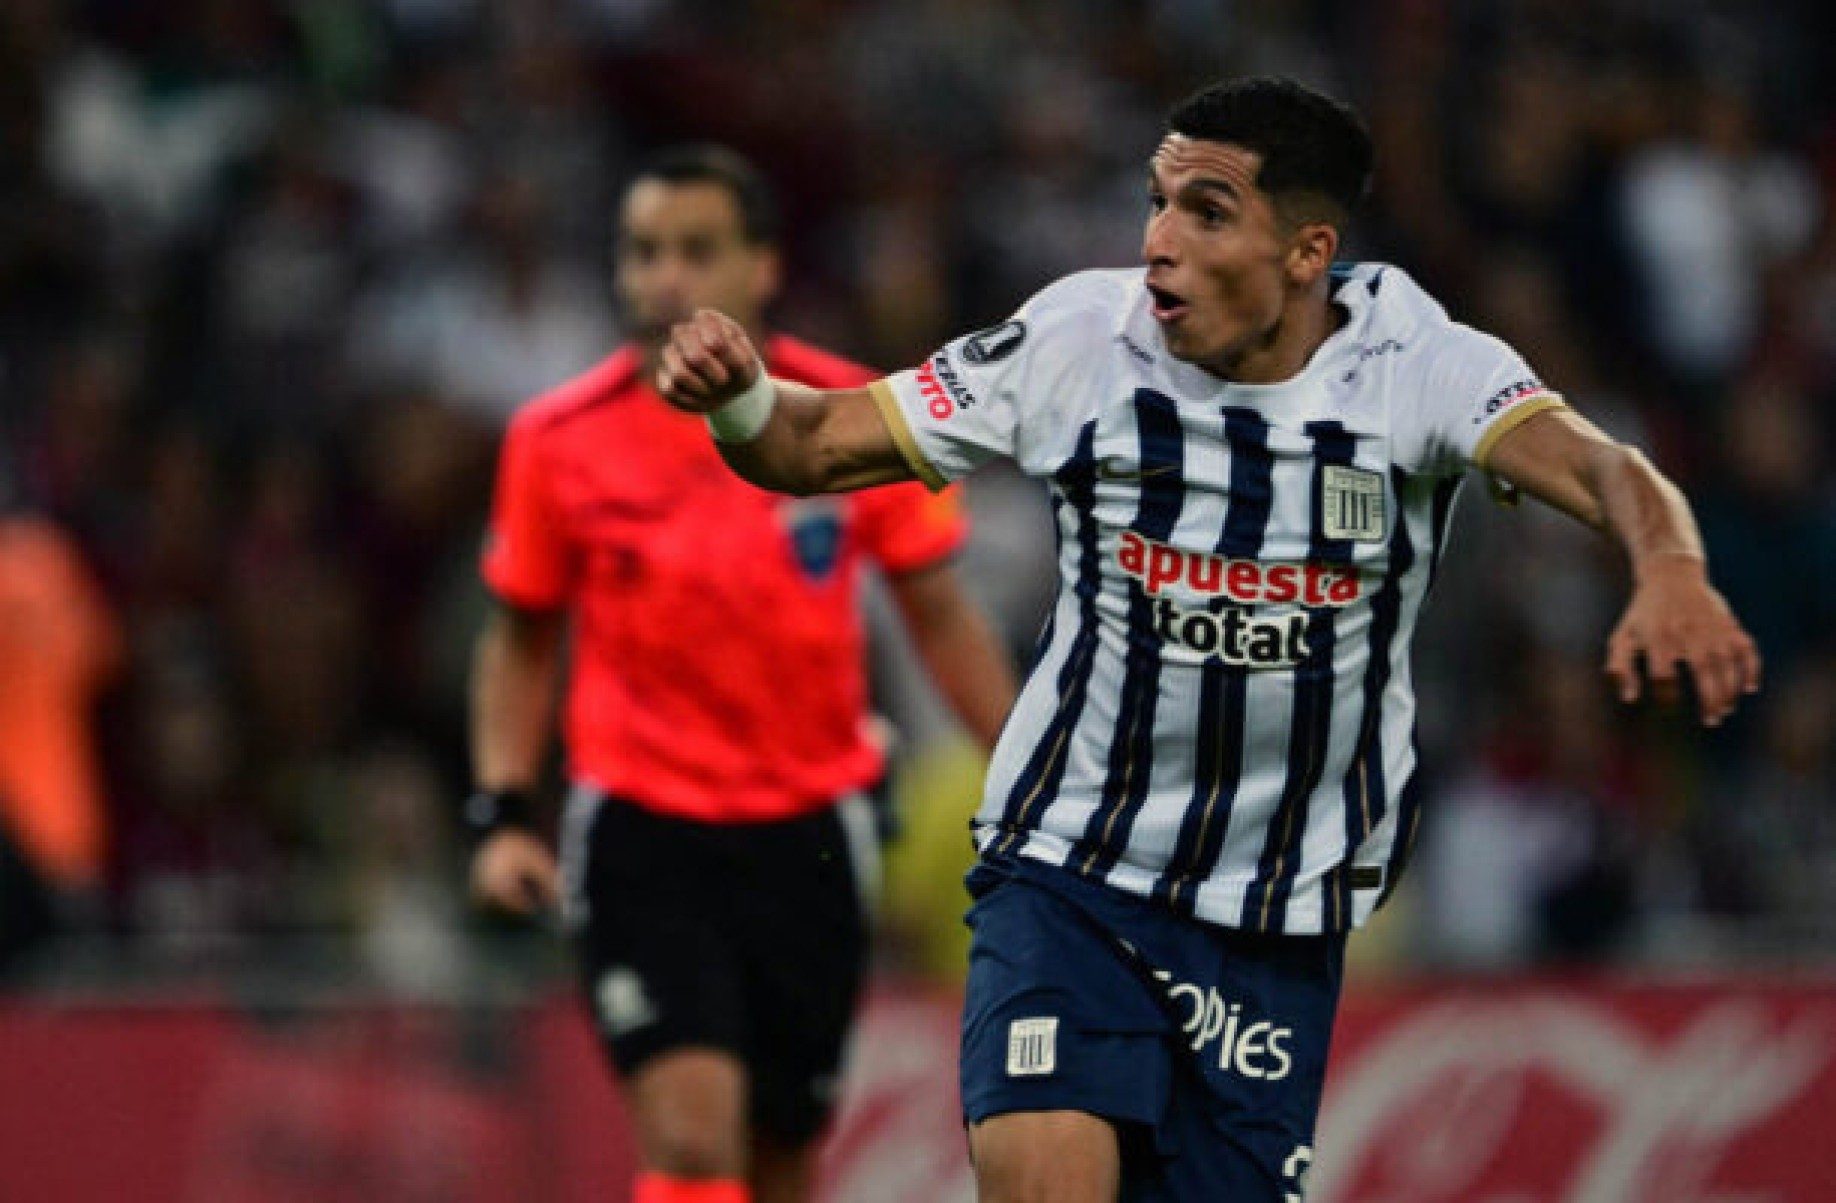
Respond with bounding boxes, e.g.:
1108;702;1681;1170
463;787;538;849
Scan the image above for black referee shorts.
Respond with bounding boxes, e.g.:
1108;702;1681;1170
559;784;879;1146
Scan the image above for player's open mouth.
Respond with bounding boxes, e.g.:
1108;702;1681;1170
1147;284;1189;323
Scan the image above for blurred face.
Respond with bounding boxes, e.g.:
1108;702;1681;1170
1142;135;1332;374
616;179;779;352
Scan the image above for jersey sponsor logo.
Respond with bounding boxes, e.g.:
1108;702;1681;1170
1006;1016;1058;1076
1155;597;1310;668
1117;531;1364;607
962;319;1026;365
1476;377;1545;423
1152;969;1297;1081
1321;465;1387;543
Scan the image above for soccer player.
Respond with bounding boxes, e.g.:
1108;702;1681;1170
467;146;1016;1203
653;79;1762;1201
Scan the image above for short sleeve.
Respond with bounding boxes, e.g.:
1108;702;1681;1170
1391;322;1567;475
481;416;577;609
869;273;1114;487
852;480;970;575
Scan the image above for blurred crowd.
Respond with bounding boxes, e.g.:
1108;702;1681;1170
0;0;1831;989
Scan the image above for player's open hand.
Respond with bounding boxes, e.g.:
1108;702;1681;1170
1605;554;1761;727
471;829;560;916
656;309;762;414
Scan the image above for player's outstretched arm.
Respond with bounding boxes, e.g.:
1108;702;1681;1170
1481;407;1761;727
656;309;914;495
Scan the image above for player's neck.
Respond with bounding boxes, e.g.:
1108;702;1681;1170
1208;288;1342;386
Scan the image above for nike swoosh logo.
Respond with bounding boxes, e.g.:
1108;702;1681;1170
1096;457;1181;481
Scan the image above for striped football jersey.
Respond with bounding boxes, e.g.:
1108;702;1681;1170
871;263;1565;935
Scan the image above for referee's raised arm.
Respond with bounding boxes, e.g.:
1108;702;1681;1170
657;309;914;496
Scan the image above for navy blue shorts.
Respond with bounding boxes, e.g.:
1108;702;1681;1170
960;853;1345;1201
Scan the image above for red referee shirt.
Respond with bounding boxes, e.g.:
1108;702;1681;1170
482;336;969;823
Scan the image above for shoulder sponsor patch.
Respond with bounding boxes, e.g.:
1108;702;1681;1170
1476;378;1545;424
1006;1016;1058;1077
916;352;975;419
962;319;1026;365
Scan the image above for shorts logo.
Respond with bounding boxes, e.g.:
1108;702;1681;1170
1320;465;1387;543
1006;1016;1058;1077
1476;378;1545;424
1152;971;1296;1081
1284;1145;1313;1201
596;967;659;1038
961;320;1026;365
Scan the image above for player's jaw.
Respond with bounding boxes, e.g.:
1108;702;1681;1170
1145;262;1287;372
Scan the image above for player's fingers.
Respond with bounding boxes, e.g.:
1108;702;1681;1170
1688;645;1734;727
1604;629;1639;703
478;869;532;915
514;873;549;913
1736;633;1763;696
1644;641;1682;710
680;322;733;388
695;309;757;378
662;342;714;398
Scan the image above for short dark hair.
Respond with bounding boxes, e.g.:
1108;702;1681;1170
625;144;780;245
1165;77;1372;224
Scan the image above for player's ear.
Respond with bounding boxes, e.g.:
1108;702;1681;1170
750;245;783;307
1285;221;1337;288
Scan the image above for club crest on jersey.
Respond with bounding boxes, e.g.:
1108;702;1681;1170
779;498;844;581
1320;465;1387;543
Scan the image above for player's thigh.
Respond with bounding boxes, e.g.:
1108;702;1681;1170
569;795;750;1080
729;801;873;1146
958;871;1174;1139
970;1109;1121;1203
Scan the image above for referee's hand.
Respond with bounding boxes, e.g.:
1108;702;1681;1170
656;309;761;413
471;829;560;916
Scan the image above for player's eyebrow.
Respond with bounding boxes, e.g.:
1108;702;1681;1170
1145;163;1243;204
1185;177;1241;203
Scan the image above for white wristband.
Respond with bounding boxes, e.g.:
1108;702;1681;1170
706;373;777;444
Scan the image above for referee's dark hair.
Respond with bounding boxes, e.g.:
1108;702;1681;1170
1167;76;1373;229
626;144;781;246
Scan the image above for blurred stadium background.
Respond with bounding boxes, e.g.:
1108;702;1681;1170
0;1;1832;1199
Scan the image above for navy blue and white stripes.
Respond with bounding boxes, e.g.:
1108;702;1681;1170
920;263;1533;937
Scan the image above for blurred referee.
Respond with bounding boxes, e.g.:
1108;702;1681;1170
465;146;1015;1203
